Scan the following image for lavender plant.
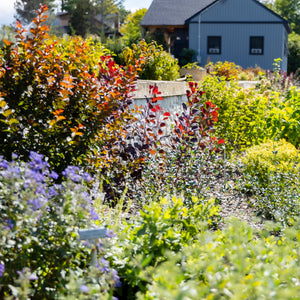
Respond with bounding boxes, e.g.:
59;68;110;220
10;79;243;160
0;152;119;299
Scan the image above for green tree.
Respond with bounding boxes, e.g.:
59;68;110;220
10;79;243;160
260;0;300;33
0;25;15;48
288;32;300;73
120;8;147;46
14;0;57;24
63;0;124;38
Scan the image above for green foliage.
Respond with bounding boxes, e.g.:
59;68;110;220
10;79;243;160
0;6;137;174
264;86;300;147
109;196;220;299
178;48;197;66
120;8;147;46
140;218;300;299
122;40;180;80
288;33;300;74
199;76;269;152
15;0;57;25
241;139;300;183
0;25;15;48
238;140;300;224
0;153;119;299
63;0;123;38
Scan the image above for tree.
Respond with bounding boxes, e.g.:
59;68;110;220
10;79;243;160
15;0;57;24
62;0;124;38
120;8;147;46
288;32;300;73
260;0;300;34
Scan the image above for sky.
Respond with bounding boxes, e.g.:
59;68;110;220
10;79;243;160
0;0;153;26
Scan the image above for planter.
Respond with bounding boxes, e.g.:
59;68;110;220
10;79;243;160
180;68;207;81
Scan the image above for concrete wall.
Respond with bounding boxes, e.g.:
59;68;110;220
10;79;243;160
133;80;188;114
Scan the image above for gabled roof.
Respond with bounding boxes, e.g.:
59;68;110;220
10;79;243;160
141;0;291;33
140;0;217;26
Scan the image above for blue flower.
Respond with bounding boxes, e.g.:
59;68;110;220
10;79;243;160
49;171;59;180
29;151;49;171
27;198;44;211
105;229;116;238
62;166;82;182
5;219;14;230
80;285;89;293
0;263;5;277
90;207;99;221
112;269;121;287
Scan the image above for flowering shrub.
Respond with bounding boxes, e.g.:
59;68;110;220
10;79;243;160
0;152;119;299
0;5;138;174
206;61;239;80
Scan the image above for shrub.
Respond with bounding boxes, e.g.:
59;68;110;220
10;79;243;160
178;48;197;66
0;152;119;299
0;5;138;174
109;196;220;299
241;139;300;183
140;218;300;299
199;75;269;153
238;140;300;224
206;61;239;80
264;86;300;148
121;40;180;81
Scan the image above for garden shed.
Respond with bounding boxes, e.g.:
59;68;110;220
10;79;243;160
141;0;291;71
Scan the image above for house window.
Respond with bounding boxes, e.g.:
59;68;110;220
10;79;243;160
250;36;264;55
207;36;221;55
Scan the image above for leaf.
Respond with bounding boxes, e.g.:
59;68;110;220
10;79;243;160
2;109;13;117
3;39;12;46
8;118;19;125
0;100;6;108
149;149;156;155
163;112;170;117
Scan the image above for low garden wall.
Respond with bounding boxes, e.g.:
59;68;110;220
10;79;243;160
133;79;258;114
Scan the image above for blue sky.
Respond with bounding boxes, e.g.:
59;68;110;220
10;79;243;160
0;0;152;26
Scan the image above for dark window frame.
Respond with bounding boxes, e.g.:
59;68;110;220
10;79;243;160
207;36;222;55
249;36;264;55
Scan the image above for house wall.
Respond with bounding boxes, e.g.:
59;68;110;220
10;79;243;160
188;0;288;71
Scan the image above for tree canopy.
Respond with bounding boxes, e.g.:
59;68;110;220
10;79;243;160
120;8;147;46
14;0;57;24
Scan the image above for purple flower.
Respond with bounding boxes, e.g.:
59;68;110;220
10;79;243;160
90;207;99;221
105;229;116;238
96;257;110;273
29;151;49;171
80;285;89;293
49;171;59;180
5;219;14;230
48;186;58;197
112;269;121;287
28;273;38;281
0;160;9;169
62;166;81;182
0;263;5;277
12;153;18;160
27;198;44;211
82;172;93;182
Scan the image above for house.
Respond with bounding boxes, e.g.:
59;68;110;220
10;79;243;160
54;11;122;38
141;0;291;71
